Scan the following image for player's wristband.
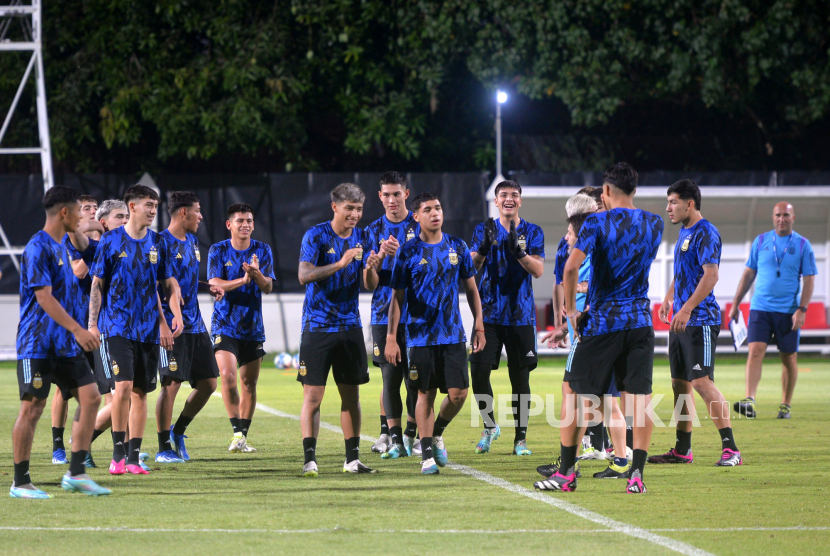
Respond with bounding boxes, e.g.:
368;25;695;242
475;329;485;333
566;311;579;319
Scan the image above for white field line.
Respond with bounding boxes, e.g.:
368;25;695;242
217;395;716;556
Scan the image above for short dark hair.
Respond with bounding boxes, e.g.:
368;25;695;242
124;184;159;207
78;195;98;205
495;180;521;197
227;203;254;219
603;162;638;195
568;212;591;238
42;186;79;212
379;171;407;189
585;187;603;206
411;192;439;212
331;183;365;204
667;179;701;211
168;191;201;215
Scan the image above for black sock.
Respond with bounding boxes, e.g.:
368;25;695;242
404;421;417;438
69;450;87;477
158;430;172;452
602;426;610;450
514;426;527;443
560;443;578;476
127;438;143;465
626;426;634;450
420;437;433;461
345;436;360;463
380;415;389;436
13;460;30;487
389;426;403;446
588;423;605;450
239;418;252;437
434;415;451;438
303;437;317;464
631;449;647;480
230;417;240;434
52;427;66;452
718;427;738;451
91;429;105;444
112;431;127;461
675;430;692;455
173;415;193;436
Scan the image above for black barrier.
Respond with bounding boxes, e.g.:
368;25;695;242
0;172;489;293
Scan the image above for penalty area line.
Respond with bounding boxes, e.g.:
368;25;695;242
218;395;715;556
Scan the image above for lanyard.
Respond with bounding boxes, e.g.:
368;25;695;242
772;233;793;278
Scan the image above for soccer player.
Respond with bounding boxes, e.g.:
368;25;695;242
49;195;105;465
363;172;421;458
534;162;663;494
155;191;225;463
12;186;109;498
89;184;183;475
208;203;275;453
730;201;817;419
469;180;544;456
386;192;485;475
297;183;374;476
96;199;129;232
650;180;742;467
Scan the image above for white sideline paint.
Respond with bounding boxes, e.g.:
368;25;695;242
215;395;714;556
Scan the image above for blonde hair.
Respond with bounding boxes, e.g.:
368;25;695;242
565;193;597;218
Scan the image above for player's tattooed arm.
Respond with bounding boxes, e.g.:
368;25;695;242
298;247;361;285
384;289;405;364
671;263;719;333
36;285;100;352
88;276;105;332
462;277;486;353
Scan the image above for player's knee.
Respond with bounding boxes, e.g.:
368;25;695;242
448;389;467;406
20;399;47;421
240;376;258;393
198;378;217;394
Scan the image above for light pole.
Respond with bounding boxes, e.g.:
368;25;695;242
491;90;508;192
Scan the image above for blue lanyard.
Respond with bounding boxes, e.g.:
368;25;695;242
772;233;793;278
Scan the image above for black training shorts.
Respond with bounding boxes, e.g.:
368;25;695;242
371;324;408;369
17;353;96;400
565;327;654;396
160;331;221;387
468;323;538;371
212;334;266;368
103;336;160;394
297;328;369;386
406;342;469;394
669;325;718;382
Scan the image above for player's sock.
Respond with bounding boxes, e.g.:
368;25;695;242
509;366;531;442
111;431;127;461
69;450;88;477
560;443;578;475
389;426;403;447
675;429;692;454
626;426;633;450
631;449;647;479
52;427;65;452
602;425;610;450
230;417;240;434
404;421;417;438
239;419;252;437
345;437;360;463
588;423;605;450
718;427;738;451
127;438;143;465
13;460;30;487
173;415;193;436
157;430;173;453
379;415;389;436
614;456;628;467
303;437;317;464
420;437;433;461
434;415;451;438
91;429;106;444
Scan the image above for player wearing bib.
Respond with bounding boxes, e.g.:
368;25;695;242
89;185;183;476
386;192;485;475
535;163;663;494
208;203;275;453
363;172;421;458
155;192;225;463
469;180;545;456
12;186;109;499
298;183;374;477
651;180;742;467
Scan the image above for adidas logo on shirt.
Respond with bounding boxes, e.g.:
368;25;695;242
119;251;127;258
225;261;233;267
419;258;428;265
327;248;336;254
176;253;183;259
693;364;702;371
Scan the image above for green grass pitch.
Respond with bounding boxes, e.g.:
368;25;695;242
0;355;827;555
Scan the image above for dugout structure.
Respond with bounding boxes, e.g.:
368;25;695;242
485;185;830;354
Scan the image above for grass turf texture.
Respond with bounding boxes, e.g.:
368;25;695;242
0;355;827;556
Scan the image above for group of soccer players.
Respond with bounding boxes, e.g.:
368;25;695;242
12;163;743;497
13;185;273;497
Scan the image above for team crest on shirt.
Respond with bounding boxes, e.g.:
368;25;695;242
373;343;380;356
518;235;527;250
355;244;364;261
33;373;43;389
299;361;307;376
409;365;418;380
681;238;690;252
149;246;158;264
111;360;120;375
406;229;416;241
169;357;178;372
448;248;458;265
195;246;201;262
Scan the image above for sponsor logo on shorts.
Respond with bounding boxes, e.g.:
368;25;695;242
692;364;701;370
112;360;120;375
526;351;535;357
257;344;263;351
373;343;380;356
169;357;178;372
681;238;690;252
299;361;307;376
409;365;418;381
33;373;43;389
149;246;158;264
448;248;458;265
